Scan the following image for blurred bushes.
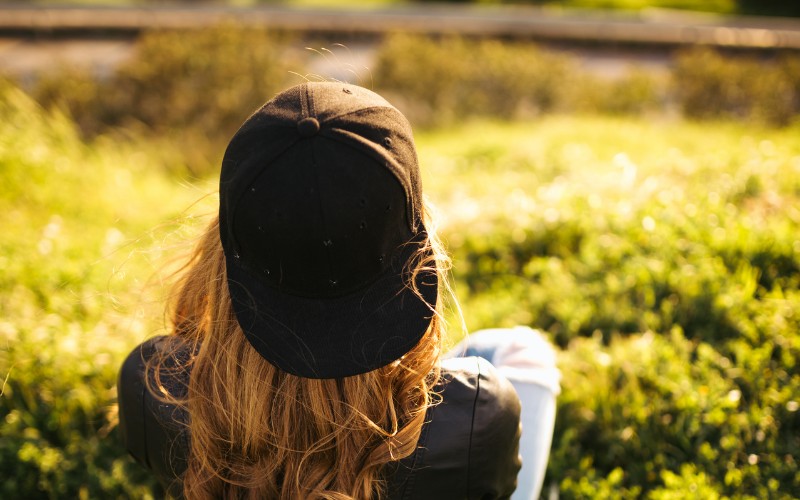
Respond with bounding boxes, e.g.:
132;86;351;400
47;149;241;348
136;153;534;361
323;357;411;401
373;34;664;125
374;34;799;128
25;27;800;175
554;327;799;498
373;35;576;123
450;190;799;347
33;25;299;175
673;48;800;126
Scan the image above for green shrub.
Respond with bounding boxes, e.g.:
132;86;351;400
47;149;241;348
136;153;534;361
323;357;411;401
0;81;203;499
27;28;800;169
433;117;800;348
673;48;800;126
572;68;665;115
373;34;716;126
4;74;800;498
33;25;300;175
553;328;799;498
373;34;576;125
425;116;800;497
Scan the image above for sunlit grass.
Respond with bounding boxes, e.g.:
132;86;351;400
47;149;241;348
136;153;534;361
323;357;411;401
2;83;798;497
0;84;211;497
415;115;799;496
419;115;800;250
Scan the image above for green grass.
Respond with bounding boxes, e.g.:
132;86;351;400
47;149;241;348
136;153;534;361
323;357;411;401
1;83;798;497
422;116;800;496
0;82;211;498
420;117;800;337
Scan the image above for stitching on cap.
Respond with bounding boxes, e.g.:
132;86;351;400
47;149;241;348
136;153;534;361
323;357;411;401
304;83;317;118
301;83;310;117
326;104;401;124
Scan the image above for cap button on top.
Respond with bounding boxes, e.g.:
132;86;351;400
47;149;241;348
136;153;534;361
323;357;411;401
297;117;320;137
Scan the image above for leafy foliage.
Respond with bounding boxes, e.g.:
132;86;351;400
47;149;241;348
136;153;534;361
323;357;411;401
373;34;665;126
673;49;800;126
0;82;206;498
33;25;300;175
23;27;800;187
373;35;576;124
422;117;800;497
3;59;800;498
374;34;800;128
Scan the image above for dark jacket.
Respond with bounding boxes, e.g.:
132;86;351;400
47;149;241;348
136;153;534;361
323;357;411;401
118;336;522;499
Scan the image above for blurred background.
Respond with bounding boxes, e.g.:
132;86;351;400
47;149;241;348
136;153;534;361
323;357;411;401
1;0;799;498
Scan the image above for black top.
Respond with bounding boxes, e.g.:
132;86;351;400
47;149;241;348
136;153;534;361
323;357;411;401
117;336;522;499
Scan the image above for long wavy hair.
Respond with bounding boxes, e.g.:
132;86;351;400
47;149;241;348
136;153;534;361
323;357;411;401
148;207;448;499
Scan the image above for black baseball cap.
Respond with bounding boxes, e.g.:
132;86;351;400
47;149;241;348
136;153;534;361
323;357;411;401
219;82;438;379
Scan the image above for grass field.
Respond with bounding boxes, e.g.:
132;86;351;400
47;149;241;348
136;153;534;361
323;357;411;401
1;82;799;497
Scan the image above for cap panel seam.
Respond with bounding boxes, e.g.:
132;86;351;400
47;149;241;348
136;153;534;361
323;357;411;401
321;104;404;125
300;83;311;117
322;128;417;232
308;139;336;289
226;136;300;259
227;133;423;299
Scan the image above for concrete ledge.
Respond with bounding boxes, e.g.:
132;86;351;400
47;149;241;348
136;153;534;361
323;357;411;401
1;5;799;50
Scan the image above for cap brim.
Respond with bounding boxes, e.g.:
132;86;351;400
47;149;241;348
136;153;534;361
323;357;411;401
225;235;438;379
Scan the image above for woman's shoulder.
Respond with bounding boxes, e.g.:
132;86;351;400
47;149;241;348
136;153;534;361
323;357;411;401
387;356;522;499
117;334;192;427
436;356;522;452
436;356;523;442
119;335;164;382
117;335;190;495
120;335;189;374
439;355;521;413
